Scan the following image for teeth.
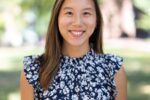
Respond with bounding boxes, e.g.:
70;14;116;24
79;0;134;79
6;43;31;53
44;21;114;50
71;31;83;37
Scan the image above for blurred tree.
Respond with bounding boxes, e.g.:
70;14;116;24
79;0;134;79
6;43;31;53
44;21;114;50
101;0;150;38
0;0;24;46
21;0;54;15
133;0;150;31
101;0;136;38
21;0;55;36
0;0;150;46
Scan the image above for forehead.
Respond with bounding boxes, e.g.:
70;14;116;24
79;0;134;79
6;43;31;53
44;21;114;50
61;0;95;10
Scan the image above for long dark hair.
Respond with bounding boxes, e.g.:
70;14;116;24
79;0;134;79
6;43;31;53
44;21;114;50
40;0;103;90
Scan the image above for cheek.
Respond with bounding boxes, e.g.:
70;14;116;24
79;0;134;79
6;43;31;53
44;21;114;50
58;16;72;37
85;18;96;31
58;17;71;29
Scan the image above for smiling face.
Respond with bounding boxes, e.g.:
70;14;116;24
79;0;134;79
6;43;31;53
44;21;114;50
58;0;96;49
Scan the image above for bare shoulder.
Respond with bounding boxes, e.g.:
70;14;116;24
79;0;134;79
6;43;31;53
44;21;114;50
20;69;34;100
114;65;127;100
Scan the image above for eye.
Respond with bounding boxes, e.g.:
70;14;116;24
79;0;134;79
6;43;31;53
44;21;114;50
83;12;91;16
65;11;73;16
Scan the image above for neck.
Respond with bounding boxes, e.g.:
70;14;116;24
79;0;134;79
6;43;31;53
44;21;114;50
62;44;90;58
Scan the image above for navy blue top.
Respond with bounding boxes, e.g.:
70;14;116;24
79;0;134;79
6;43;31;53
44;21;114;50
23;49;123;100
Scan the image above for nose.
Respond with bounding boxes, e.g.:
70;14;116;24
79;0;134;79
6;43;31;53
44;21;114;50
72;14;82;26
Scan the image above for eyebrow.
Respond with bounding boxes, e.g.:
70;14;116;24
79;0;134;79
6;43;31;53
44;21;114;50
62;7;73;10
83;8;95;11
62;7;95;11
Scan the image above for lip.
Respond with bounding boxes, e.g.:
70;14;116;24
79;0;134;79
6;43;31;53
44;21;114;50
69;30;85;38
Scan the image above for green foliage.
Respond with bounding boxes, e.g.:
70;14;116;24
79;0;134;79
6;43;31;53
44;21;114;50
35;12;51;36
20;0;54;15
133;0;150;13
0;20;5;32
0;19;5;40
133;0;150;31
20;0;55;36
136;15;150;30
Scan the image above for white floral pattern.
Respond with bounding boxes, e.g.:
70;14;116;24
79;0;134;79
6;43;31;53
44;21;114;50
23;49;123;100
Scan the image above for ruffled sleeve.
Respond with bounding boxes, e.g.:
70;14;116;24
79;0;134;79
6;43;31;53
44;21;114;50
104;54;123;97
23;55;41;89
104;54;123;79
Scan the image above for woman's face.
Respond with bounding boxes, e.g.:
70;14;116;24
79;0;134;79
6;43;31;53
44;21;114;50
58;0;96;48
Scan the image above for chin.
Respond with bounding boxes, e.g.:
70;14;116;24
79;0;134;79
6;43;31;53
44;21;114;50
68;41;87;47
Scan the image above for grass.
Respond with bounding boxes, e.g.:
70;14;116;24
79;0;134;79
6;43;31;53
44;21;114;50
0;46;43;100
0;46;150;100
0;71;20;100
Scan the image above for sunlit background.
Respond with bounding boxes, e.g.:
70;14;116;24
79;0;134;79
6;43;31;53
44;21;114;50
0;0;150;100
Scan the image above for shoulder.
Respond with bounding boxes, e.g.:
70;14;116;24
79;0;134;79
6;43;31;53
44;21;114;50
96;53;123;77
96;53;123;64
23;55;43;70
103;53;123;65
23;55;41;65
23;55;42;89
23;55;41;75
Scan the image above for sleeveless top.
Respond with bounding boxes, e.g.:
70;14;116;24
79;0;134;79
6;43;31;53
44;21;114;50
23;49;123;100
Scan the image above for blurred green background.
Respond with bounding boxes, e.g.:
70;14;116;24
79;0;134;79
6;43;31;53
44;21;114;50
0;0;150;100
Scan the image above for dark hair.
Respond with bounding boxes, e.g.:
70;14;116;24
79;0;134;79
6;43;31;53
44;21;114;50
40;0;103;90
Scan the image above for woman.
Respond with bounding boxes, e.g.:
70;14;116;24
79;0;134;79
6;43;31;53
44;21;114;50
20;0;127;100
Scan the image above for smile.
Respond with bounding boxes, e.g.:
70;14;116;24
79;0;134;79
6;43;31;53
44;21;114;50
69;30;85;37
